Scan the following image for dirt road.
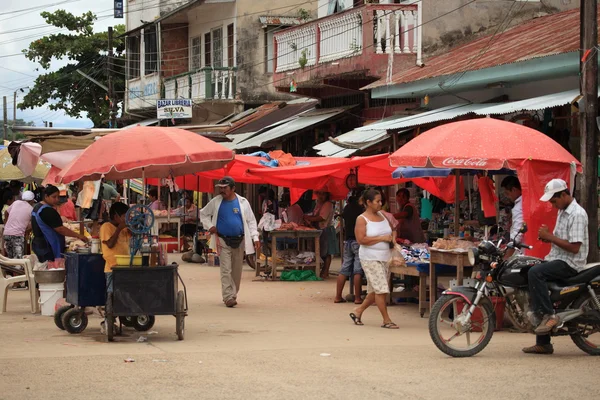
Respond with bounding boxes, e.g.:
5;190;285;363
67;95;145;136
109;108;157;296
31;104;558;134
0;260;596;400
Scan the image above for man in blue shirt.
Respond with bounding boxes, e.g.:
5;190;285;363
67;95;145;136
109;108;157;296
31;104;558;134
201;177;260;307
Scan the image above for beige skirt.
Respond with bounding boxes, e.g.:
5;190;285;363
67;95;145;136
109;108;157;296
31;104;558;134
360;260;390;294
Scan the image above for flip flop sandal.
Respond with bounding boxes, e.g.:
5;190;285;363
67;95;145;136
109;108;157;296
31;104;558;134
334;299;347;303
349;313;364;325
381;322;399;329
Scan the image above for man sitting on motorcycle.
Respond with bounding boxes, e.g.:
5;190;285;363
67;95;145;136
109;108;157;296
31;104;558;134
523;179;589;355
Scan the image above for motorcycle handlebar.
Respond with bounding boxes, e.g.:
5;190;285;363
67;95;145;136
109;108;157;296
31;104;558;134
516;242;533;250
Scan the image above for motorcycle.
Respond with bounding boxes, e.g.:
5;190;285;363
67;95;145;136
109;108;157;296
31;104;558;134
429;224;600;357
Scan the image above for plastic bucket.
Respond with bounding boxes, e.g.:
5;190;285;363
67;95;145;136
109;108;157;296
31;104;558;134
39;282;64;316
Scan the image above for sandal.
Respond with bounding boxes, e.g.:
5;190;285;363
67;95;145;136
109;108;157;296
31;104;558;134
334;298;347;303
349;313;364;325
381;322;399;329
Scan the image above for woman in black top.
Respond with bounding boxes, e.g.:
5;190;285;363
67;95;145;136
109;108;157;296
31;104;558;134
31;185;88;267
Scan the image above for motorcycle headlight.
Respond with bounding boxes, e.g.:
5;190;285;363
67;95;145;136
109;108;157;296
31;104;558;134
468;248;478;265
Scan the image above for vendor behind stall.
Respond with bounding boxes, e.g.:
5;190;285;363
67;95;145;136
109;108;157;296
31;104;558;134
394;188;425;243
174;196;200;251
32;185;89;268
99;202;131;292
304;191;336;279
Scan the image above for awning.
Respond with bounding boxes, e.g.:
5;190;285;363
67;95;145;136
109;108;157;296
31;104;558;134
473;88;582;115
314;129;389;157
358;103;497;131
234;108;349;150
221;132;256;150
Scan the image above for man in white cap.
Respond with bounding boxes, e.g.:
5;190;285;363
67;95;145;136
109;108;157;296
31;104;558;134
522;179;589;355
3;190;35;259
200;176;260;307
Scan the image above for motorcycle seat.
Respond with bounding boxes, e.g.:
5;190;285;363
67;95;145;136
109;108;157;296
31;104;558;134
560;265;600;285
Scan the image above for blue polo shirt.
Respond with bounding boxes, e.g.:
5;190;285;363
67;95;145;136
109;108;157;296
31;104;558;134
217;197;244;236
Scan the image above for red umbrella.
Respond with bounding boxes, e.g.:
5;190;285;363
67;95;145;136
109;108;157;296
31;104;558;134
389;118;581;171
57;126;234;182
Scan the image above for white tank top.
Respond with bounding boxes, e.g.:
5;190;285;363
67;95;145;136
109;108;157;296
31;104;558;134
358;213;392;262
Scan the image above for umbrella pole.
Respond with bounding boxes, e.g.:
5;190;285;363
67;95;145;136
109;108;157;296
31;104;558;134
454;170;460;237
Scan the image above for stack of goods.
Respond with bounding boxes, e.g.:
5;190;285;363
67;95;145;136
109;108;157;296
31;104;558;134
431;238;476;251
258;250;317;265
153;210;169;217
400;243;430;264
276;223;317;231
64;223;91;251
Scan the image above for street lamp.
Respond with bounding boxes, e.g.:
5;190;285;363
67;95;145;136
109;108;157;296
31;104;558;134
13;86;29;140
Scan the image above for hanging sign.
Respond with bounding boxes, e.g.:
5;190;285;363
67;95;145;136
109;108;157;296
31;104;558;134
157;99;193;119
114;0;124;18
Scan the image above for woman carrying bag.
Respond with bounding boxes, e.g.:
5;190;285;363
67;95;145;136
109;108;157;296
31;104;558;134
349;188;399;329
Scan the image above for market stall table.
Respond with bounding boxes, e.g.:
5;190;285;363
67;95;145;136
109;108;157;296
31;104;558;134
429;249;473;313
256;229;321;280
152;215;183;247
388;262;429;317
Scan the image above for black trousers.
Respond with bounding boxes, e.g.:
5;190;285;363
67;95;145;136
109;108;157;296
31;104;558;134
528;260;577;345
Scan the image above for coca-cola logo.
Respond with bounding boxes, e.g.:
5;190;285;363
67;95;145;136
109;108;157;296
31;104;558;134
442;157;488;167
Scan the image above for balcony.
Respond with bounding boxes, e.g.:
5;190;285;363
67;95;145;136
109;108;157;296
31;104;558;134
163;68;237;101
272;3;421;93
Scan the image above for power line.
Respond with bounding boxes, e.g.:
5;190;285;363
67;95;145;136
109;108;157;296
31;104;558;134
0;0;82;17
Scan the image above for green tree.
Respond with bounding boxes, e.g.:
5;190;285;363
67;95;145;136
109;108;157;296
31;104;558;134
19;10;125;127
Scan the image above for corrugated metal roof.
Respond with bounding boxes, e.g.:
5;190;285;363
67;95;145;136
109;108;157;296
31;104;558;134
259;16;305;26
474;89;581;115
361;103;497;131
314;129;389;157
364;9;595;90
225;99;317;135
221;132;256;150
235;108;348;150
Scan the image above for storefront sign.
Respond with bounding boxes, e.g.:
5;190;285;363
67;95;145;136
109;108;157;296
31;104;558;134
441;157;488;167
157;99;193;119
114;0;123;18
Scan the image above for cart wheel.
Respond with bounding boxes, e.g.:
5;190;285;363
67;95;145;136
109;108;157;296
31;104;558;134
120;316;134;327
61;308;88;334
176;290;185;341
245;254;256;270
54;304;74;330
132;315;155;332
106;294;114;342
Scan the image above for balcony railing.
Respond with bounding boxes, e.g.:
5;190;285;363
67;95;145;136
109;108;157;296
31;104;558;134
164;67;237;101
274;3;420;73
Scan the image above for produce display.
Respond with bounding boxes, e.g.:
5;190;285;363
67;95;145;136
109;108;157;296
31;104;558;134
431;238;476;251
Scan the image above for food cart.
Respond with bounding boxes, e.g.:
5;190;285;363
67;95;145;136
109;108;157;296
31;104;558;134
55;126;235;342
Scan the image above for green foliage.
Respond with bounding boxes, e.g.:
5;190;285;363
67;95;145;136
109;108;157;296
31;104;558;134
19;10;126;127
298;49;308;69
297;8;311;21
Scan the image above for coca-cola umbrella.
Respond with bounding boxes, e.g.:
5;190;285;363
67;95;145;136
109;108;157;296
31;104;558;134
389;118;582;258
57;126;235;183
389;118;581;170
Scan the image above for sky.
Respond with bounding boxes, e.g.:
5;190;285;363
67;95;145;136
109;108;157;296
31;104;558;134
0;0;118;128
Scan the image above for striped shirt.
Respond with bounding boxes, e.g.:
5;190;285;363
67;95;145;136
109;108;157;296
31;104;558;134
545;199;589;272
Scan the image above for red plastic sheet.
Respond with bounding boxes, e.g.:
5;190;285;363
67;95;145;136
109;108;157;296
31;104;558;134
516;160;572;259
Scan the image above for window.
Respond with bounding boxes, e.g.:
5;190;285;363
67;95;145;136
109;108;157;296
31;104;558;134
264;26;284;73
190;36;201;70
127;35;141;79
204;32;211;67
227;23;234;68
144;26;158;74
212;27;223;67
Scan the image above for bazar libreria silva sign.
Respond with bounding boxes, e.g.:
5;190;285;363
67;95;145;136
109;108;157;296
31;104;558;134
157;99;193;119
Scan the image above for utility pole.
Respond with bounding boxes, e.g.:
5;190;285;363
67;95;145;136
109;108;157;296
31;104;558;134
108;26;117;129
2;96;7;143
580;0;599;262
12;91;16;141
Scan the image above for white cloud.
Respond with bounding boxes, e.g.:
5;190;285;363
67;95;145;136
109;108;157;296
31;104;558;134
0;0;117;128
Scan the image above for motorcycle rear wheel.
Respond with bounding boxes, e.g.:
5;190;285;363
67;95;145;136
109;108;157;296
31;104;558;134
429;294;495;358
570;292;600;356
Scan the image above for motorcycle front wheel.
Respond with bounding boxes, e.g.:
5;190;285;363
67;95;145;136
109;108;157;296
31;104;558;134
429;294;495;357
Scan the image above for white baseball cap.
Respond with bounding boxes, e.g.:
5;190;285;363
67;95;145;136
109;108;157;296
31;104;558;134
540;179;568;202
22;191;35;201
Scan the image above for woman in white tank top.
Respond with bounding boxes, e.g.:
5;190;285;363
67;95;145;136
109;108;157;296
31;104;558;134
349;188;399;329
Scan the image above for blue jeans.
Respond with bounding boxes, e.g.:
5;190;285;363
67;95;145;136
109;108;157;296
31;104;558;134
105;272;113;294
339;240;362;277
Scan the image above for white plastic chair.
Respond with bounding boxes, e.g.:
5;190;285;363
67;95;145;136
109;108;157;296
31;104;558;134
0;254;38;314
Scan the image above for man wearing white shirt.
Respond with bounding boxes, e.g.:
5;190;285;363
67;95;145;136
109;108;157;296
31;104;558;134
501;176;523;257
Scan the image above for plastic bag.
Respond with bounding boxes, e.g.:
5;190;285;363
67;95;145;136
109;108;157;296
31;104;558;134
388;244;406;268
